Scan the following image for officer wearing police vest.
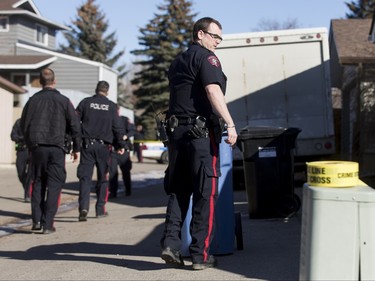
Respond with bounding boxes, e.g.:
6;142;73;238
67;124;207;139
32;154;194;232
76;81;125;221
160;17;237;270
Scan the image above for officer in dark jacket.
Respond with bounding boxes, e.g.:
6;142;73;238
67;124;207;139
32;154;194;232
76;81;125;221
160;17;237;270
10;118;32;202
109;115;135;197
20;67;81;234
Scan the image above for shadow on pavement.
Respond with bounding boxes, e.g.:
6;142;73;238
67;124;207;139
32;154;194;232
0;167;301;280
0;214;301;280
0;209;30;221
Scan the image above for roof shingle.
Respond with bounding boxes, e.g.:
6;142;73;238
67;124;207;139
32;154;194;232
0;0;21;10
0;55;53;64
331;19;375;64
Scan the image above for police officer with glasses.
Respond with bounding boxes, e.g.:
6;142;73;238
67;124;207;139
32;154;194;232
160;17;237;270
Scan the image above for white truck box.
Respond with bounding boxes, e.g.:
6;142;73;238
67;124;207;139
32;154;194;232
216;28;335;162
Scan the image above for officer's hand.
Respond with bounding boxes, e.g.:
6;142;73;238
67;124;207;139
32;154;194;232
117;148;125;155
225;127;238;147
71;152;80;163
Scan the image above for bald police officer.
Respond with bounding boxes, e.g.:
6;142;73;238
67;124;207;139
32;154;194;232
21;67;81;234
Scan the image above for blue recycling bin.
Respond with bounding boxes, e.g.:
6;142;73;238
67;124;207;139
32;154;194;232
181;136;235;256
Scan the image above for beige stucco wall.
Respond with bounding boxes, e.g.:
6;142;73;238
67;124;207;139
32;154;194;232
0;89;15;164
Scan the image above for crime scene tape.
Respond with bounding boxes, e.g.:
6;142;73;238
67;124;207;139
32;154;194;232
306;161;359;187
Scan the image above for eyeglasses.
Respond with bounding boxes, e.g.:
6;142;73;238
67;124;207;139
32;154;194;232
203;31;223;43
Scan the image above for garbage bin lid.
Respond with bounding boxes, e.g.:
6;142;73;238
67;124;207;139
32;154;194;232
238;126;286;140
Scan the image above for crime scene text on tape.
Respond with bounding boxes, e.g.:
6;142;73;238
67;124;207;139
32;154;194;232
306;161;359;187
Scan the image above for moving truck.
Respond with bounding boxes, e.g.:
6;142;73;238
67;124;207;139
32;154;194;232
216;28;335;169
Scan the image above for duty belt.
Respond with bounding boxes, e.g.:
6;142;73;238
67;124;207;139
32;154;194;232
177;117;195;125
89;138;105;144
166;116;207;134
83;138;106;148
174;116;206;126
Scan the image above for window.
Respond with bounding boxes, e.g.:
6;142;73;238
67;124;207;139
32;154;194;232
30;74;40;87
12;74;26;86
0;16;9;32
36;24;48;45
11;73;41;88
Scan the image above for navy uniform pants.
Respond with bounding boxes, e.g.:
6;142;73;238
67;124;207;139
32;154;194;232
77;141;111;216
109;151;132;196
161;125;220;263
16;148;32;200
30;146;66;229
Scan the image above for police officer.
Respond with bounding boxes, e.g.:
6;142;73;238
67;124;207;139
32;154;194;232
10;118;32;202
76;81;125;221
20;67;81;234
109;115;135;197
133;124;145;163
160;17;237;270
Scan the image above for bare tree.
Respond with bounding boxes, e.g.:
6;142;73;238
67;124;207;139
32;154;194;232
252;18;300;32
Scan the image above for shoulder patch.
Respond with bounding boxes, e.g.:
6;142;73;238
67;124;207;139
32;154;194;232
207;56;220;68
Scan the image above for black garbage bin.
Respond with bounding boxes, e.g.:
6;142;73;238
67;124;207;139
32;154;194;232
238;126;301;219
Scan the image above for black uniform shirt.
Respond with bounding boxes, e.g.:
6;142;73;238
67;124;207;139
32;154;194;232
76;94;124;147
113;116;135;149
121;116;135;138
20;88;81;152
10;119;24;144
168;43;227;119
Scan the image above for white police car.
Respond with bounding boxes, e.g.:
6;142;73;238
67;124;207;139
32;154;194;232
140;141;168;164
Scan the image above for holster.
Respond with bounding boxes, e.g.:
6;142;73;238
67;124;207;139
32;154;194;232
155;115;168;146
188;116;208;139
15;143;26;151
82;138;90;149
63;135;72;154
209;114;225;143
124;140;134;151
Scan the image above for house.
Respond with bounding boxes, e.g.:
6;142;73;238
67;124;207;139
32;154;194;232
0;76;27;164
0;0;133;164
329;18;375;179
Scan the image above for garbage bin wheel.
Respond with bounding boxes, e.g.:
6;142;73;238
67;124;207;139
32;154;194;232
234;212;244;250
275;194;301;218
293;193;302;211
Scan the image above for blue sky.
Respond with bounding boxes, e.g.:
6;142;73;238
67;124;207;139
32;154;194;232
33;0;349;64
